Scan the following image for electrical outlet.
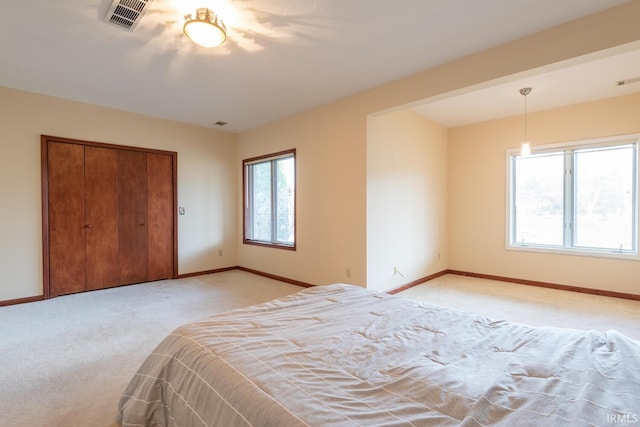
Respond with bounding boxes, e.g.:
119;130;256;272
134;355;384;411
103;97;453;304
346;268;351;278
218;249;223;256
178;206;186;215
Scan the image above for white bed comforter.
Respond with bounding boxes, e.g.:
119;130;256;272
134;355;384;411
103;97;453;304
118;284;640;426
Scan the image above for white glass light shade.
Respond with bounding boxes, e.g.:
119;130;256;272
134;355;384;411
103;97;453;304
521;142;531;156
184;8;226;48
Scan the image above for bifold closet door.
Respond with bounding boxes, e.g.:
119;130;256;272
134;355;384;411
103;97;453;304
147;153;174;281
118;150;148;285
48;142;86;297
84;146;119;291
44;136;177;297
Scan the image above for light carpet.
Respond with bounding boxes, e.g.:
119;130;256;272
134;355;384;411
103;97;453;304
1;270;639;426
399;274;640;341
0;270;302;427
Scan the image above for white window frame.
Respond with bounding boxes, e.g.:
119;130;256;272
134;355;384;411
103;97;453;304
506;134;639;260
243;149;296;250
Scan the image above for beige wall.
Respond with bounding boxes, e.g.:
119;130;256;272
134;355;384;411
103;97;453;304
367;111;448;291
448;93;640;295
237;99;368;286
236;2;640;290
3;2;640;299
0;87;237;301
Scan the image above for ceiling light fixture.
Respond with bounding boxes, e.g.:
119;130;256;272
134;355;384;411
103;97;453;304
519;87;532;156
183;8;227;48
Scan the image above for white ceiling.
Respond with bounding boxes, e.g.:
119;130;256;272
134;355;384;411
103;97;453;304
1;0;637;133
411;46;640;127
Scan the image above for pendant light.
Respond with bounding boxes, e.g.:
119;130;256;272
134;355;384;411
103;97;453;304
519;87;532;156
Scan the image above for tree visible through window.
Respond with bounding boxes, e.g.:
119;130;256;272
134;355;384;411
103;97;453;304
243;150;295;249
508;137;638;256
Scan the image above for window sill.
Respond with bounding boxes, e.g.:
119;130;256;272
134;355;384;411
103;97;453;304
243;239;296;251
506;244;639;261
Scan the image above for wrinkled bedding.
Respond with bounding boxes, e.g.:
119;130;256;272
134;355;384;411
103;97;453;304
118;284;640;426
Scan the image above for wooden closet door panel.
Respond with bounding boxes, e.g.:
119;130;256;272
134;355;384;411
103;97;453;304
48;142;86;296
147;153;174;281
85;146;119;290
118;150;148;284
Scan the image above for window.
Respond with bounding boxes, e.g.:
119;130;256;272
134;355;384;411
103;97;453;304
243;149;296;249
507;136;638;258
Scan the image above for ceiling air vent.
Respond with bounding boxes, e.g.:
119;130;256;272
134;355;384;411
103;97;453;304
104;0;154;31
616;77;640;87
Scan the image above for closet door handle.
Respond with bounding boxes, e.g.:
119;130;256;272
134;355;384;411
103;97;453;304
85;224;93;229
140;223;146;227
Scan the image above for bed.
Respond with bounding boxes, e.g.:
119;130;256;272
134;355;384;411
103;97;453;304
118;284;640;426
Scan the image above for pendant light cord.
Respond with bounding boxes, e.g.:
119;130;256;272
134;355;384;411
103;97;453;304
518;87;532;156
524;92;527;142
519;87;532;143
